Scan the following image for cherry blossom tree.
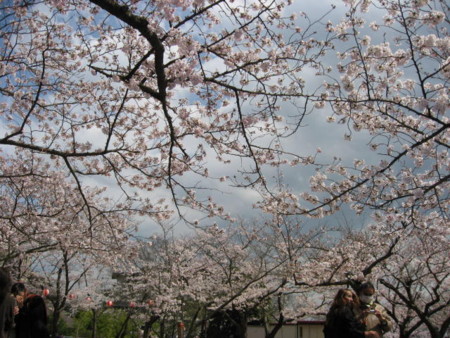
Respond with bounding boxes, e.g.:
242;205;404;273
30;248;123;337
280;0;448;220
256;0;449;333
0;0;335;230
377;222;450;338
65;271;123;338
0;158;137;336
0;156;134;266
286;215;449;337
112;224;292;338
298;1;449;335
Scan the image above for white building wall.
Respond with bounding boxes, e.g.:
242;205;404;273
247;324;324;338
247;326;265;338
300;325;324;338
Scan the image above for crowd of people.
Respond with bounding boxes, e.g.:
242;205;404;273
0;268;49;338
324;282;393;338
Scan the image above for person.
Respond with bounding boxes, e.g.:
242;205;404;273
354;282;393;337
323;288;380;338
11;283;49;338
0;268;16;338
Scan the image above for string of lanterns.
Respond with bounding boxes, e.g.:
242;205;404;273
41;289;155;309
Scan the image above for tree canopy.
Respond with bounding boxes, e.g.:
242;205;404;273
0;0;448;337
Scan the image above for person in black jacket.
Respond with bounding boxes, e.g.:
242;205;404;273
11;283;49;338
0;268;16;338
324;288;380;338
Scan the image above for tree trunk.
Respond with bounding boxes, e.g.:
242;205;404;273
160;318;165;338
142;315;159;338
91;309;97;338
233;311;247;338
115;312;131;338
142;321;151;338
51;304;61;338
265;314;284;338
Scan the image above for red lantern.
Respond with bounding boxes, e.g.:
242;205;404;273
86;296;92;302
68;293;76;300
42;288;50;297
129;301;136;308
106;300;113;307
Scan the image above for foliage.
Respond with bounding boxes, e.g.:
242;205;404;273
59;309;142;338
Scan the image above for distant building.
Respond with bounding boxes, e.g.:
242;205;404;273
247;320;325;338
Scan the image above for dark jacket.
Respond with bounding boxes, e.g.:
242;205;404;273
15;295;49;338
324;305;366;338
0;295;16;338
